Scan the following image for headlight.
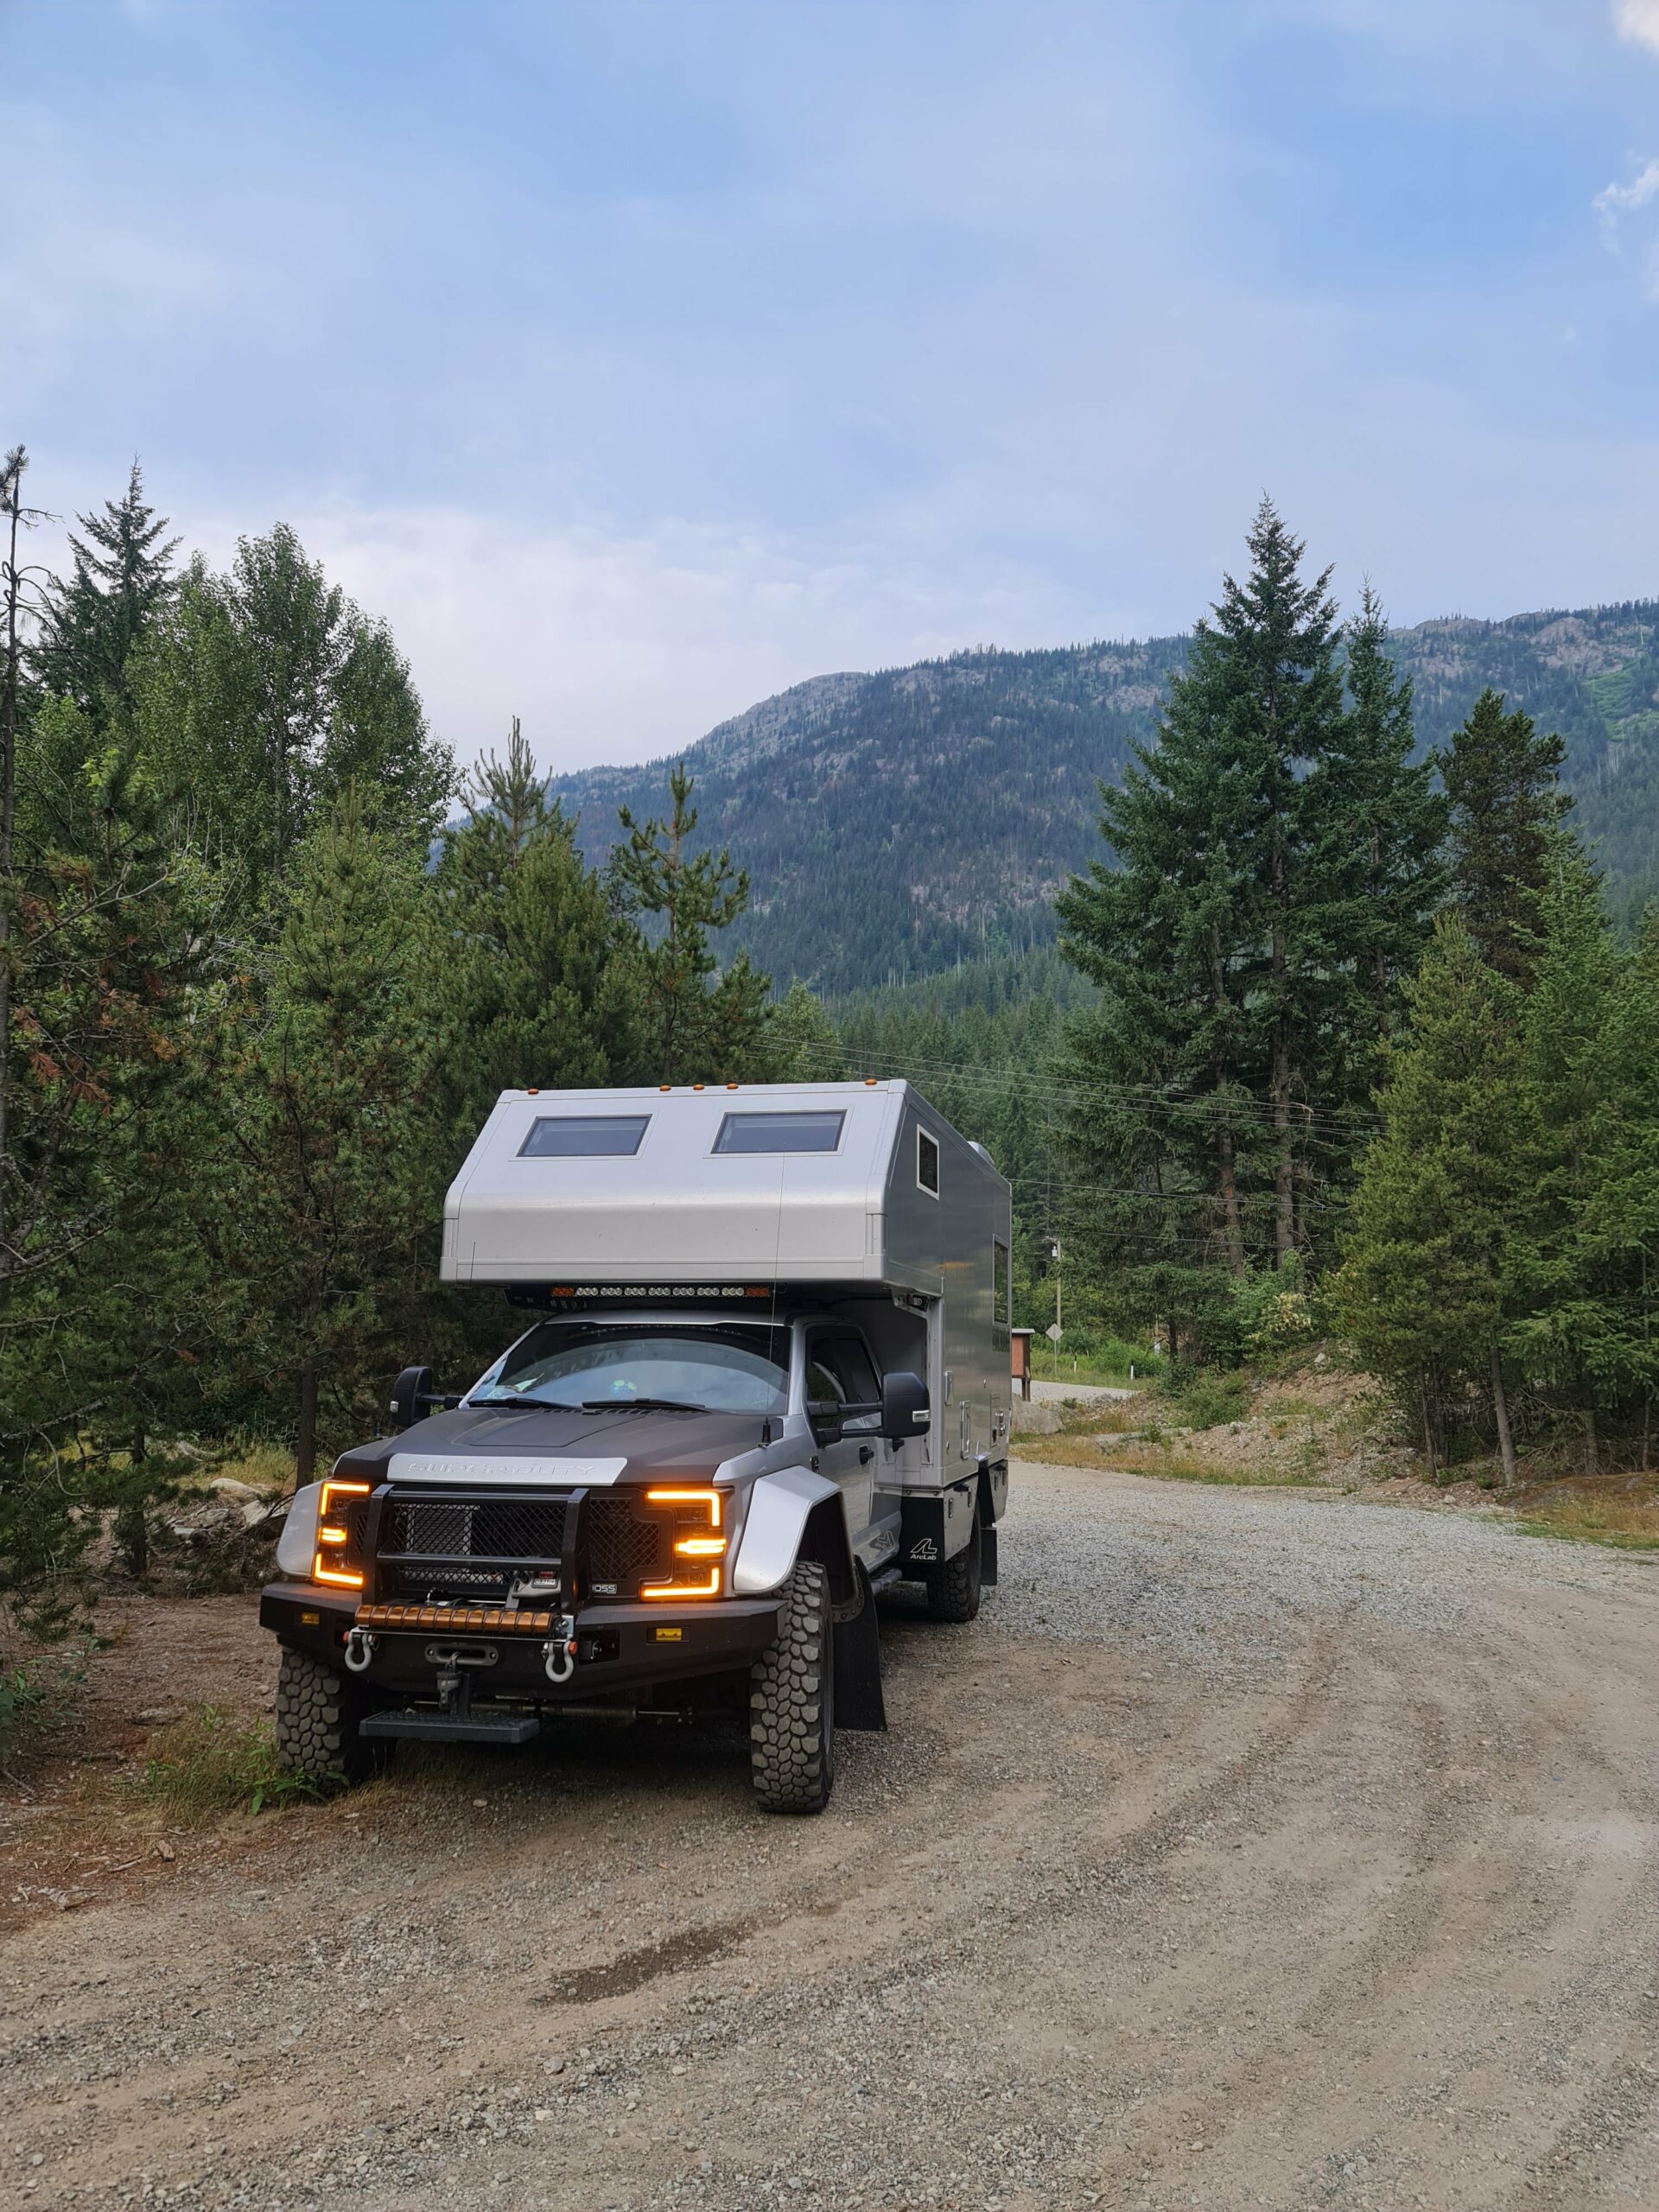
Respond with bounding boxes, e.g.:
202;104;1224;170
313;1479;372;1589
640;1487;728;1600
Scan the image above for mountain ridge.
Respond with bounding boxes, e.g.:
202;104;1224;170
550;596;1659;994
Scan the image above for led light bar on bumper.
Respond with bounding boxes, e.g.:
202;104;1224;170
313;1479;371;1589
641;1487;728;1599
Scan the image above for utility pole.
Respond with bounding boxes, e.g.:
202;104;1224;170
1044;1234;1061;1375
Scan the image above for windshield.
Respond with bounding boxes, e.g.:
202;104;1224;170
468;1322;790;1414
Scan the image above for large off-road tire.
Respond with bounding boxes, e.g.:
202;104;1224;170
749;1563;835;1815
925;1502;982;1623
273;1646;382;1790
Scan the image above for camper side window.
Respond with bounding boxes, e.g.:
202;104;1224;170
993;1239;1009;1333
917;1128;940;1197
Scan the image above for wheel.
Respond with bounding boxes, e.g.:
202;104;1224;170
273;1645;384;1789
749;1563;835;1815
925;1502;982;1623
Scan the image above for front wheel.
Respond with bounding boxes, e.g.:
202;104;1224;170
273;1646;384;1790
925;1503;982;1623
749;1563;835;1814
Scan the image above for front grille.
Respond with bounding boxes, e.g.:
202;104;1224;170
585;1495;667;1592
381;1498;567;1562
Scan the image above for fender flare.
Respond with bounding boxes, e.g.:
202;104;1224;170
732;1467;856;1605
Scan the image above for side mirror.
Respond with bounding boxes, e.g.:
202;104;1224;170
880;1370;931;1444
390;1364;435;1432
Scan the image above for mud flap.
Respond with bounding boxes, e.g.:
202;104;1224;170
831;1567;887;1732
981;1518;999;1586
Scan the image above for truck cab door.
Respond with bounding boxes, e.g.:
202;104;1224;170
804;1330;886;1566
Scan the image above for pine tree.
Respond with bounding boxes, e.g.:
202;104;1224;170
1056;499;1358;1341
1329;586;1447;1046
222;788;440;1478
609;761;772;1084
430;720;642;1151
1440;688;1570;986
766;979;847;1081
134;524;453;893
35;462;179;712
1508;857;1637;1472
1333;918;1535;1483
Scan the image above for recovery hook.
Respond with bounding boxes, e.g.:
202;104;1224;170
344;1626;377;1675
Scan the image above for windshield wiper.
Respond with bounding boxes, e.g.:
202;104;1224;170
580;1398;708;1414
467;1394;583;1410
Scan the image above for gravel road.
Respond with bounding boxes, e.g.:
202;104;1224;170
5;1461;1658;2212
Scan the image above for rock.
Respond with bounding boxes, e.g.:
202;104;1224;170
135;1709;181;1727
209;1478;263;1501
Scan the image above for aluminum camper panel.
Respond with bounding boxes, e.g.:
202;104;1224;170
442;1083;906;1287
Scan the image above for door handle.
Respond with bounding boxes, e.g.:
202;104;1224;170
859;1446;874;1465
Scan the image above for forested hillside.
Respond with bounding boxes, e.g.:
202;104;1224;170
553;601;1659;992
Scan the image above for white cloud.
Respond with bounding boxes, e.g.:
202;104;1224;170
1614;0;1659;55
1596;158;1659;226
267;505;1101;776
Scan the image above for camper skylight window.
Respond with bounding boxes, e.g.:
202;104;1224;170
519;1115;650;1159
917;1128;940;1196
713;1109;845;1155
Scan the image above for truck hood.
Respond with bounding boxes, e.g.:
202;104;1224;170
335;1402;770;1487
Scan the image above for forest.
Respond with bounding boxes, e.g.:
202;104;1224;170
3;453;1655;1659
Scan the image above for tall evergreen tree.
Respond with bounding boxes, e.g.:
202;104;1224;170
1330;586;1447;1045
1334;918;1535;1483
1440;688;1569;986
220;788;440;1478
34;463;179;713
1056;499;1357;1344
1507;858;1637;1473
135;524;452;894
609;760;772;1084
430;720;641;1151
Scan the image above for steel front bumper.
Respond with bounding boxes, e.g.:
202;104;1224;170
259;1582;784;1702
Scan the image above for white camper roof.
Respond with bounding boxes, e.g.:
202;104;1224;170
440;1080;1007;1297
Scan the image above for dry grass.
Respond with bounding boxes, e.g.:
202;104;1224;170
133;1705;318;1818
1017;1429;1328;1487
1514;1475;1659;1553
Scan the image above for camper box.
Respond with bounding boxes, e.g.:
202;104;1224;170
440;1078;1014;1487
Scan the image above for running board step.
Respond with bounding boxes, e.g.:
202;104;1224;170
360;1709;540;1745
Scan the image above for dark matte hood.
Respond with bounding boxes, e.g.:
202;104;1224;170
335;1402;769;1484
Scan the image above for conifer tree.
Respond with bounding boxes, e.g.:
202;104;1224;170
1334;918;1535;1482
135;524;452;894
430;720;641;1150
766;979;847;1081
222;788;439;1478
1330;586;1447;1044
1440;689;1569;986
1508;858;1637;1472
1057;499;1357;1333
35;463;179;712
609;761;771;1084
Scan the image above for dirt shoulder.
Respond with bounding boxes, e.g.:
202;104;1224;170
5;1461;1659;2211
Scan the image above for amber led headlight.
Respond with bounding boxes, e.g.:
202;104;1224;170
313;1478;371;1589
641;1487;728;1600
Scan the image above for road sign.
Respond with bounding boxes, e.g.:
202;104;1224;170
1046;1322;1064;1343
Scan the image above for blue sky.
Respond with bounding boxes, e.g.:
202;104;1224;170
5;0;1659;769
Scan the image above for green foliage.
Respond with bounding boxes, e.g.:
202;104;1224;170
137;1704;318;1817
430;719;642;1150
33;463;179;714
608;760;772;1084
1051;501;1441;1356
1441;688;1570;985
1170;1368;1250;1428
1333;918;1536;1465
132;524;453;896
213;786;442;1476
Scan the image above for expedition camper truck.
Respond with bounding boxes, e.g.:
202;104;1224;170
262;1081;1013;1812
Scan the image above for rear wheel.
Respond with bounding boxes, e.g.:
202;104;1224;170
925;1503;982;1623
749;1563;835;1814
273;1646;384;1789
